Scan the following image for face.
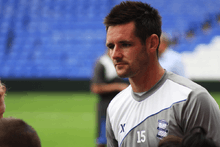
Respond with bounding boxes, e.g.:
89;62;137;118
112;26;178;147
0;84;6;119
106;22;149;78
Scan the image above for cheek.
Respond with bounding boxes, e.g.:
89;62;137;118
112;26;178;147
108;50;114;59
136;52;149;66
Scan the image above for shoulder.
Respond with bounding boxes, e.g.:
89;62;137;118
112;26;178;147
166;72;217;106
107;85;133;124
108;85;132;113
106;85;132;141
166;71;204;91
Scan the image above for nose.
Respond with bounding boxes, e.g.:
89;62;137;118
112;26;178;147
110;46;123;60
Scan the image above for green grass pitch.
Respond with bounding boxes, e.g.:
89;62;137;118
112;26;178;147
3;91;220;147
4;91;98;147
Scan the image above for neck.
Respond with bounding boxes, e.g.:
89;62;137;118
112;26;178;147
129;61;165;93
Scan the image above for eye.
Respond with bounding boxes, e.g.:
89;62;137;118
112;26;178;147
122;43;131;47
107;44;115;50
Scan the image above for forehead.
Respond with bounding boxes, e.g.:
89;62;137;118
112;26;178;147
106;22;137;42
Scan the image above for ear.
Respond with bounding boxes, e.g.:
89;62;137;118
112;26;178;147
146;34;159;54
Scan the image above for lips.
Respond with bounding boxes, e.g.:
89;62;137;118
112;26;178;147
116;63;125;65
115;62;127;67
113;59;127;67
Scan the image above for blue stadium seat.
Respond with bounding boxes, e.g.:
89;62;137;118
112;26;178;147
0;0;219;79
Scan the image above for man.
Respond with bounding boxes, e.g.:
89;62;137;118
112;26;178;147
91;50;129;147
0;117;41;147
104;1;220;147
0;81;6;119
159;33;185;77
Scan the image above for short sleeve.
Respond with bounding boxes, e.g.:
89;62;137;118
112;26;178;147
106;109;118;147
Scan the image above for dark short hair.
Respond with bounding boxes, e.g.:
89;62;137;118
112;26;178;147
158;135;182;147
181;126;217;147
0;117;41;147
104;1;162;47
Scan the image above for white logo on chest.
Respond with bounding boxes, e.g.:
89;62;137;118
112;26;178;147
157;119;168;139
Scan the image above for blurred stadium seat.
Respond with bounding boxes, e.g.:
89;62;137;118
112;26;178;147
0;0;219;79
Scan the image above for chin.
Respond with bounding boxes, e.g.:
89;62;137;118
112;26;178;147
116;71;130;78
116;67;133;78
118;75;128;78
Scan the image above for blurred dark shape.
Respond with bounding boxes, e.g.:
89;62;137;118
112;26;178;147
185;20;200;41
186;29;195;40
201;15;212;35
5;28;15;54
0;117;41;147
181;126;217;147
158;135;182;147
170;31;181;46
216;13;220;25
202;21;211;32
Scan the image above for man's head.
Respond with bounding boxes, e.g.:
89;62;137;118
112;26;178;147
105;1;162;78
0;117;41;147
0;81;6;119
104;1;162;55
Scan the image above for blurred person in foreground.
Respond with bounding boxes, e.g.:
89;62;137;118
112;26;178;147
158;135;182;147
159;32;185;77
0;81;6;119
181;126;217;147
91;49;129;147
0;117;41;147
104;1;220;147
158;126;217;147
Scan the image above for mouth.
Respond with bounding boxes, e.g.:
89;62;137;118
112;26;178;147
115;62;127;67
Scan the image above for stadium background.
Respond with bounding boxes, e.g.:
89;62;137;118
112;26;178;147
0;0;220;146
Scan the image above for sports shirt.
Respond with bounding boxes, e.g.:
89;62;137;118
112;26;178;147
106;71;220;147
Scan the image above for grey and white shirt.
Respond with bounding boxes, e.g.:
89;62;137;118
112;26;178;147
106;71;220;147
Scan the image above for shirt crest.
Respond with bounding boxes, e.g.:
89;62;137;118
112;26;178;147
157;119;168;139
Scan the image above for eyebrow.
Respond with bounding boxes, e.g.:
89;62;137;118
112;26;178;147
106;42;114;47
119;40;132;44
106;40;132;46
